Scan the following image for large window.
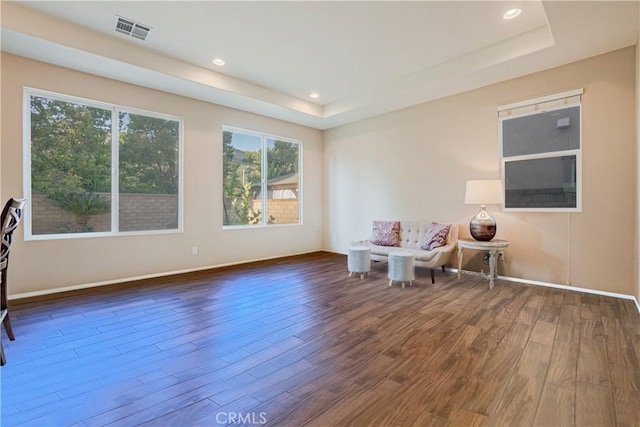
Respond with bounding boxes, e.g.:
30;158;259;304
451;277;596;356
222;127;301;227
499;90;582;211
24;88;183;239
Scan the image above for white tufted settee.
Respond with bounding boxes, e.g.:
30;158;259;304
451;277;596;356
354;221;458;283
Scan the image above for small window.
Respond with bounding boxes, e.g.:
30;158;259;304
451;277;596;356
222;127;301;227
499;90;582;212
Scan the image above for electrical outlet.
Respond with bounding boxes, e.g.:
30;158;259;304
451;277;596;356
192;246;198;255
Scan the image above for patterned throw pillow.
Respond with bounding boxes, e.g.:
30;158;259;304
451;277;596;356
421;223;451;251
371;220;400;247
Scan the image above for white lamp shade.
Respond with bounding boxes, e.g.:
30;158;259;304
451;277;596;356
465;179;503;205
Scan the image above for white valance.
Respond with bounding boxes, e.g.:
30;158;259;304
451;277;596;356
498;88;583;118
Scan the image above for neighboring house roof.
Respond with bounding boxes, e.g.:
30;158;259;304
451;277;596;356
267;172;298;190
251;172;299;198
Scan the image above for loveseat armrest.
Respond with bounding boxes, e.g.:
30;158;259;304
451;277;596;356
350;240;372;247
437;241;457;255
414;241;458;268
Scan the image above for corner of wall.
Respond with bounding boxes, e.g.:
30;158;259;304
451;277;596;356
636;38;640;304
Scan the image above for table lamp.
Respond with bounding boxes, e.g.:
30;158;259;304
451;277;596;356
465;179;502;241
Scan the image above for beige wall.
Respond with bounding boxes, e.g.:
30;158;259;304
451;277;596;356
325;47;637;296
1;53;324;296
2;47;637;298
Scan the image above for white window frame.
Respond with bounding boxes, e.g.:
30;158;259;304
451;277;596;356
498;89;583;212
23;87;184;240
222;125;303;229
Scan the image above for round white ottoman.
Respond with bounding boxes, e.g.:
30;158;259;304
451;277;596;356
388;251;415;288
348;247;371;279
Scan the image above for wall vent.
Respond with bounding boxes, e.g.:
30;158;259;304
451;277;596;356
115;16;151;41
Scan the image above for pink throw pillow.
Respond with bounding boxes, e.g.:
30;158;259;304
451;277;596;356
371;221;400;247
421;223;451;251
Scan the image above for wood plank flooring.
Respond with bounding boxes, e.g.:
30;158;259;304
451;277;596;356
1;252;639;426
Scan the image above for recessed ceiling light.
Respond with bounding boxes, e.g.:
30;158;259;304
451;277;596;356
503;8;522;20
309;93;320;99
212;58;226;66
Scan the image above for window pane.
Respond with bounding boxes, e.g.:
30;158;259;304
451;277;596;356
118;112;180;231
30;96;112;234
222;130;262;225
502;106;580;157
505;156;577;208
266;139;299;224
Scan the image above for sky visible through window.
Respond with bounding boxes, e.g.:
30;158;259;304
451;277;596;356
232;132;261;152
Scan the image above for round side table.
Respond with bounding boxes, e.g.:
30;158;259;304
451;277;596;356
457;238;510;289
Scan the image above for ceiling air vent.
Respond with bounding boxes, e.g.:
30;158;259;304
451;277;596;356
115;16;151;41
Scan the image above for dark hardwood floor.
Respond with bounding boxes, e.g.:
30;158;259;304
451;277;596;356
1;252;639;426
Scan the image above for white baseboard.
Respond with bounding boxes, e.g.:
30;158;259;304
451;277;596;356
330;249;640;312
444;267;640;315
9;250;320;301
12;251;640;316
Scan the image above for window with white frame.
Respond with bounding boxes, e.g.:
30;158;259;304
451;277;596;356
499;89;582;211
222;126;301;227
24;88;183;239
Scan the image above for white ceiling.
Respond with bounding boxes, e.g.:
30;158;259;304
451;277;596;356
1;1;638;130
